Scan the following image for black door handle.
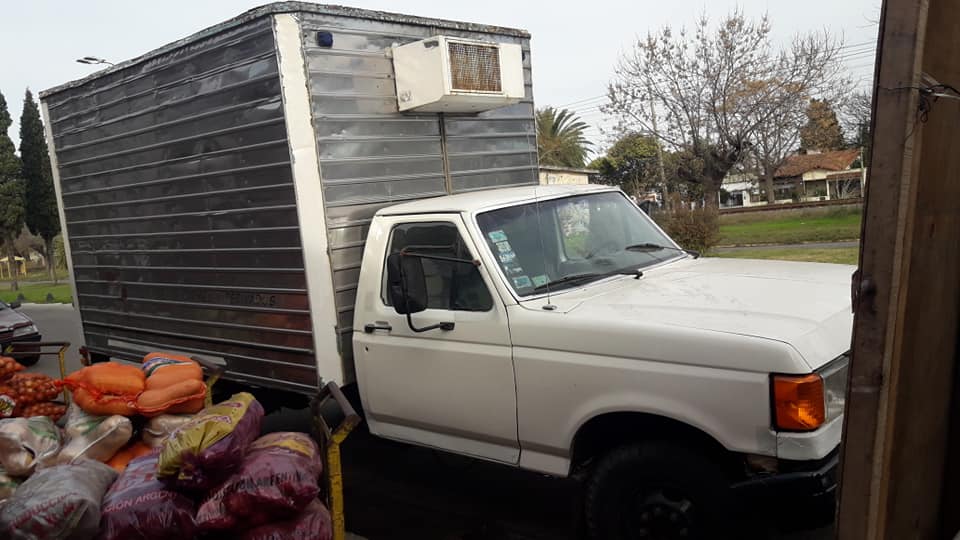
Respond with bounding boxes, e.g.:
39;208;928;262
364;322;393;333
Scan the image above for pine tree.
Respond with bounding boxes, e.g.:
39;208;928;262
800;99;845;152
19;89;60;282
0;90;25;291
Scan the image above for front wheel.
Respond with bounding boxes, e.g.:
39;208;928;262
584;441;733;540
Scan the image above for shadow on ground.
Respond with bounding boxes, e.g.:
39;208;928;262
265;409;834;540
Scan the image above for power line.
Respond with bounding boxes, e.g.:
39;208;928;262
552;40;879;111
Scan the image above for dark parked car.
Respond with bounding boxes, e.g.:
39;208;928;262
0;301;41;366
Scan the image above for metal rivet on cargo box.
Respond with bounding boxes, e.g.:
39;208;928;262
317;31;333;47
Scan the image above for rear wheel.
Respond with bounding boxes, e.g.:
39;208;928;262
584;441;733;540
14;355;39;367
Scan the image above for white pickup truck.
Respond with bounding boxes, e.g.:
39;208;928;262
40;5;851;537
351;183;850;537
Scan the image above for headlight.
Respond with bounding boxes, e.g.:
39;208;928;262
12;325;37;338
771;354;849;432
819;353;849;424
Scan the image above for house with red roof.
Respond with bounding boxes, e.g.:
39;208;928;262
721;148;866;207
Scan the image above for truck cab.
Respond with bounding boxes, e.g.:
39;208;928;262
353;184;850;537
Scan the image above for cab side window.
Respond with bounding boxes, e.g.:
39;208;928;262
382;222;493;311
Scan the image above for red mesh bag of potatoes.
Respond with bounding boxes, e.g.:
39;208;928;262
196;432;323;532
9;373;59;405
20;402;67;422
240;499;332;540
99;452;197;540
0;357;24;383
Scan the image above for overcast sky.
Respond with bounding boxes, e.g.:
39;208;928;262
2;0;879;152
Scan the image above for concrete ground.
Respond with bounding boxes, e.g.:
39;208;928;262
19;304;833;539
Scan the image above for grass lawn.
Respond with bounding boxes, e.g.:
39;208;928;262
718;209;862;246
0;283;72;304
712;246;859;265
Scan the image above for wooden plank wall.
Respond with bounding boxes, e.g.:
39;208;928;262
837;0;960;538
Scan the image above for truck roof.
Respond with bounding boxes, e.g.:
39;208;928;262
41;1;530;98
377;184;616;216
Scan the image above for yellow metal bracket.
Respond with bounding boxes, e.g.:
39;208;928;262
313;381;361;540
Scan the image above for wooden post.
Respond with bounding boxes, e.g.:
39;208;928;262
837;0;960;538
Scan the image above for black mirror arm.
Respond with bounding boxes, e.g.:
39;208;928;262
404;312;455;333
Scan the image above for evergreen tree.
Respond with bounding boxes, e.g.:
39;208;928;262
0;90;25;291
19;89;60;282
800;99;845;152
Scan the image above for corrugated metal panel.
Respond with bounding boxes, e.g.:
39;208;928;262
299;13;537;359
43;17;317;391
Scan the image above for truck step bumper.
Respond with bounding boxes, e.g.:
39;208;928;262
730;449;839;500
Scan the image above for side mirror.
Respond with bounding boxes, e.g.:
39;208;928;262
8;301;20;310
386;252;427;315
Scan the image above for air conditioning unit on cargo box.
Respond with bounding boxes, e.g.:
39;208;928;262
392;36;524;113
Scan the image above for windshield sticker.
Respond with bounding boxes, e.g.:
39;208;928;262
503;262;525;275
488;230;508;242
499;251;517;263
512;276;533;289
495;241;512;253
531;274;549;287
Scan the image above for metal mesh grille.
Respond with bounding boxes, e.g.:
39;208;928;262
448;42;501;93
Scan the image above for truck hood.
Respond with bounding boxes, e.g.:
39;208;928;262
539;257;854;371
0;304;33;334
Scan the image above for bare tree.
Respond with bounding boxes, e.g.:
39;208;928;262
842;90;873;166
606;11;850;206
834;176;862;199
748;45;852;202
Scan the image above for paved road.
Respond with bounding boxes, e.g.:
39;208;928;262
20;304;832;540
20;303;85;380
714;240;859;252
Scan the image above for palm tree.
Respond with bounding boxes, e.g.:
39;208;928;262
536;107;593;168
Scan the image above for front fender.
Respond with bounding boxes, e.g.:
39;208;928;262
514;346;778;476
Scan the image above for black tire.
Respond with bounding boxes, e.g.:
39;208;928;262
14;355;39;367
584;441;734;540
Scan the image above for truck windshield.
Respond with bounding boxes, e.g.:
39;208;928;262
476;191;683;296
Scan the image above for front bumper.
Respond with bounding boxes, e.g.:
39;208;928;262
1;333;42;353
731;448;839;499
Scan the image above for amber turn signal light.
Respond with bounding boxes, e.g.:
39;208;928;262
772;373;825;431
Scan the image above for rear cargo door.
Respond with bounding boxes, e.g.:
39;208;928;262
353;214;518;464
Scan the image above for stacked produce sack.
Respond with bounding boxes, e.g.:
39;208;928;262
0;351;334;540
0;357;65;421
61;353;207;417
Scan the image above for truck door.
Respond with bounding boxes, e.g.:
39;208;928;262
353;215;519;464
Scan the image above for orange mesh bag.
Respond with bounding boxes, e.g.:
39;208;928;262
137;379;207;417
66;363;145;395
106;441;154;472
62;363;145;417
142;353;203;391
72;388;138;416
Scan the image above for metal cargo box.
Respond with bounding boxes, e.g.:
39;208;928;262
40;2;537;392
